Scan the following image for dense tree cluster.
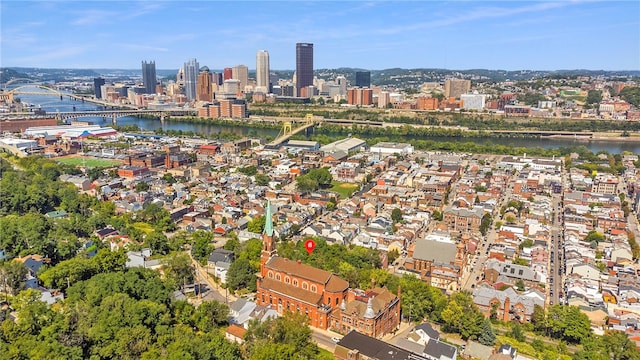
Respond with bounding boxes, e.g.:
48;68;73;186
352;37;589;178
295;167;333;192
243;311;331;360
1;268;241;360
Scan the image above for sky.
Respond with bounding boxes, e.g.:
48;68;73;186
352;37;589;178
1;0;639;71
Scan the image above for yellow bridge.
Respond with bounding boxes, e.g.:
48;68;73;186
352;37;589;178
267;114;319;147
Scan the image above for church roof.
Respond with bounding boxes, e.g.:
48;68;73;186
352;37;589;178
266;257;348;292
261;277;323;306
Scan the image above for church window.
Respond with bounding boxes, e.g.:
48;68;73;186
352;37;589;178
293;279;298;286
276;274;281;281
302;282;308;290
336;297;339;306
285;276;290;284
268;271;274;278
311;285;317;292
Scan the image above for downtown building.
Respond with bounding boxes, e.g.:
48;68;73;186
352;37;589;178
232;65;249;93
355;71;371;88
184;58;200;101
196;66;214;102
141;61;157;95
256;50;270;93
295;43;313;97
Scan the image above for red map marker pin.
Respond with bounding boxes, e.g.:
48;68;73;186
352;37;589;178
304;239;316;255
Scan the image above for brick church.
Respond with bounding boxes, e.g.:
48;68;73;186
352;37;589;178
256;201;401;336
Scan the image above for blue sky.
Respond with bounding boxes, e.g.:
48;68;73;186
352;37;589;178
1;1;638;71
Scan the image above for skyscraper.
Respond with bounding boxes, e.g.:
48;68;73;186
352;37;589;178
256;50;270;93
184;58;199;101
141;61;157;94
197;66;214;102
93;77;105;99
355;71;371;88
232;65;248;93
295;43;313;97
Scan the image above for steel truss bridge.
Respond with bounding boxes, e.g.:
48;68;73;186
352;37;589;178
54;109;196;123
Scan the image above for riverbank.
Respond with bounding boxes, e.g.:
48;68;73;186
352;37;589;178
549;133;640;142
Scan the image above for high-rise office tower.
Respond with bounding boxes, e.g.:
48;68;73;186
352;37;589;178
232;65;248;92
197;66;214;102
256;50;270;93
141;61;157;94
223;68;233;81
93;77;105;99
184;58;199;101
355;71;371;88
295;43;313;96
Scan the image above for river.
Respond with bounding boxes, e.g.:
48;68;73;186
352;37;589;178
13;89;640;154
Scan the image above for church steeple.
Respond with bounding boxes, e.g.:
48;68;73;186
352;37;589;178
261;200;276;278
264;199;274;238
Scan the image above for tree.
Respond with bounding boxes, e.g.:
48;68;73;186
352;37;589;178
226;257;257;293
295;174;319;192
307;167;333;188
515;279;526;291
163;253;195;290
586;90;603;105
440;292;485;340
620;87;640;107
0;260;28;295
513;258;529;266
388;249;400;264
162;173;176;184
480;213;493;236
391;208;403;224
244;311;320;360
478;318;496;346
432;210;443;221
135;181;150;192
509;321;526;342
585;230;605;244
247;216;266;234
145;230;169;255
255;173;271;186
546;304;592;343
192;300;230;332
191;230;214;265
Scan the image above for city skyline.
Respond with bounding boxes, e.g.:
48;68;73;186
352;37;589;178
1;1;639;71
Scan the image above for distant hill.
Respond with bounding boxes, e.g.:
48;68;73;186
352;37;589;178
2;67;638;87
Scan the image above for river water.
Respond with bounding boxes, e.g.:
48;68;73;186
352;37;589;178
13;89;640;154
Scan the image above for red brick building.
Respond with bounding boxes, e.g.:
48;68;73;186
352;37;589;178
0;118;57;133
256;201;349;330
328;287;401;339
347;88;373;106
416;97;439;110
117;166;149;178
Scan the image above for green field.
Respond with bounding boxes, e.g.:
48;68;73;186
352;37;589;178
330;181;360;199
56;157;122;168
